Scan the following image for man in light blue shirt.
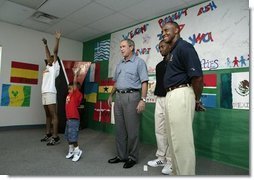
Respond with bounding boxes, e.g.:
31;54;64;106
108;39;148;169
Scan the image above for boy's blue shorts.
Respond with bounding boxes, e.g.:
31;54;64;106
64;119;80;142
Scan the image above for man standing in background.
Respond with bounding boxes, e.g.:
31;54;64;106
147;40;173;175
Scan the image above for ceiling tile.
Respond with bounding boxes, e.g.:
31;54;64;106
65;26;103;42
38;0;92;18
45;20;83;36
184;0;208;7
0;0;6;6
0;1;35;24
21;18;52;32
8;0;46;9
88;12;136;33
121;0;187;21
66;2;115;26
95;0;144;11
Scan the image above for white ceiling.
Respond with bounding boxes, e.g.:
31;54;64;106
0;0;208;42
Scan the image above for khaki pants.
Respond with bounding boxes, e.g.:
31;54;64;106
154;97;170;161
165;86;196;175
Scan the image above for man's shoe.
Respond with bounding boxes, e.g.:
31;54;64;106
123;158;136;168
108;156;127;163
147;158;166;167
46;136;60;146
162;162;173;175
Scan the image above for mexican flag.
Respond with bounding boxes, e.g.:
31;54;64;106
221;72;249;109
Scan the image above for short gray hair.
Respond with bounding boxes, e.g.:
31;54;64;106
121;39;135;52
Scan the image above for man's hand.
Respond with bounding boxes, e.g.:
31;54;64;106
137;100;145;113
195;101;206;112
108;95;113;107
42;38;47;45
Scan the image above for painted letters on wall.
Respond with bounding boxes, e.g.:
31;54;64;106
108;0;249;77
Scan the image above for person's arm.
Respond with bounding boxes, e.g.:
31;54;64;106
53;31;61;63
137;81;148;113
42;38;51;63
191;76;205;111
73;67;81;90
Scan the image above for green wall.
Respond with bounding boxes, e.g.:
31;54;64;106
82;34;249;170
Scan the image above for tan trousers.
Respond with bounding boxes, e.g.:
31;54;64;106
165;86;196;175
154;97;170;161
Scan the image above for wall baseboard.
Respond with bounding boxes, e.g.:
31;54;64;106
0;124;45;131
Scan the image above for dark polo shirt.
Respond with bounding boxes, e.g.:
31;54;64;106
164;38;203;89
154;56;168;97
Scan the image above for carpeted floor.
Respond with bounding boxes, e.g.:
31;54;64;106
0;127;249;176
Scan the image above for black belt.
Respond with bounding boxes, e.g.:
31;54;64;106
167;84;191;92
116;89;139;93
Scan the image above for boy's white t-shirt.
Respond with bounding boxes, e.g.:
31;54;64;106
41;61;60;94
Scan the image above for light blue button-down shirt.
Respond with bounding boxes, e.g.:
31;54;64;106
113;55;148;90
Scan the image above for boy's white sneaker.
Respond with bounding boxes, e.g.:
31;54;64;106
147;158;166;167
65;151;74;159
72;149;82;162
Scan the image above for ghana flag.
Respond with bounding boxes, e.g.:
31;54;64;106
97;79;114;100
10;61;39;84
1;84;31;107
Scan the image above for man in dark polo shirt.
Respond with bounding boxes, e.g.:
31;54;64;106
161;21;204;175
107;39;149;169
147;40;173;175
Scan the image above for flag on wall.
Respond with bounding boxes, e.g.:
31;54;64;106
94;39;110;61
1;84;31;107
97;79;114;100
62;61;91;85
201;93;216;108
203;74;217;88
232;72;249;109
94;62;100;82
93;101;111;123
89;63;96;82
221;72;249;109
201;74;217;108
221;73;232;109
10;61;39;84
84;82;98;103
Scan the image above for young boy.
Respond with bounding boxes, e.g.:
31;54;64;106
65;67;83;162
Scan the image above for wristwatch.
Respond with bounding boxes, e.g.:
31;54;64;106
141;97;146;102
